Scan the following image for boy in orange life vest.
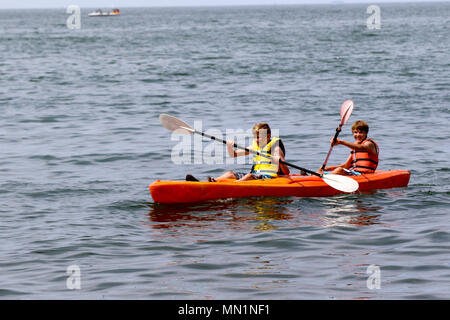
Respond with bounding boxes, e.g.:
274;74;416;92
210;123;290;182
319;120;379;175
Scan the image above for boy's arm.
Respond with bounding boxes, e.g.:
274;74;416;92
272;146;290;175
323;154;352;171
227;140;249;157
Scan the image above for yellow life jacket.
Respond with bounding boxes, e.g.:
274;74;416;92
251;137;284;177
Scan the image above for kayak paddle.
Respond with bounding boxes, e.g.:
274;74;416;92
159;114;359;193
320;100;354;171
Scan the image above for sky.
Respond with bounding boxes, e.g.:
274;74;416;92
0;0;446;9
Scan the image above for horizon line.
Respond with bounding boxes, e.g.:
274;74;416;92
0;1;447;10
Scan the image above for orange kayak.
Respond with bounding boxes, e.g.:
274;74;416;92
149;170;410;204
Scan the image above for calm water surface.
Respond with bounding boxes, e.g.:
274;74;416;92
0;3;449;299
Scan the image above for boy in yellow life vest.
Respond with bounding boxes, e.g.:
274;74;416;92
319;120;379;175
204;123;289;182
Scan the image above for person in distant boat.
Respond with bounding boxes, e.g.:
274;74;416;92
318;120;379;175
186;123;289;182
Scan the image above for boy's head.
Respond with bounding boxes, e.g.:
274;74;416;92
351;120;369;133
252;123;271;146
351;120;369;142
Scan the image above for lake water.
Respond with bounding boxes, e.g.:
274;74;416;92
0;3;449;299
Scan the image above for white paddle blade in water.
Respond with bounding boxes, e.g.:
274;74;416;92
340;100;354;125
159;114;194;134
322;174;359;193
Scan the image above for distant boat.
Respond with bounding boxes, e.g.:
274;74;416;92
88;8;120;17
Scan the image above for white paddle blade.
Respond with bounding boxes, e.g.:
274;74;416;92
340;100;354;125
322;174;359;193
159;114;194;134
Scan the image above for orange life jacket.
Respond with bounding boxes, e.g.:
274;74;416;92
350;138;379;173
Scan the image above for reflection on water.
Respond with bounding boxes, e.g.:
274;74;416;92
319;197;383;228
146;197;296;235
146;194;386;237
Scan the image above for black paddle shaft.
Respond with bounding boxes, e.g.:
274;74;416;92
332;125;343;143
194;130;323;178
